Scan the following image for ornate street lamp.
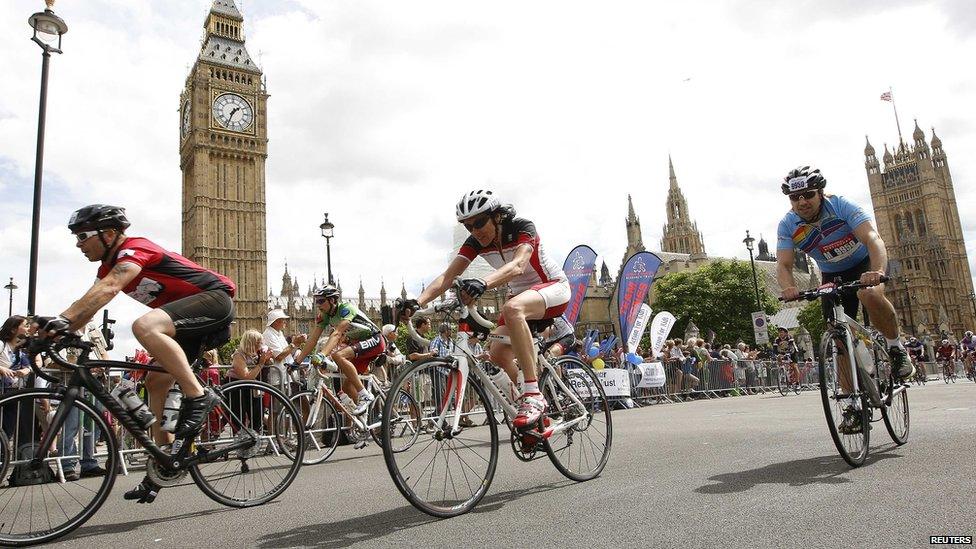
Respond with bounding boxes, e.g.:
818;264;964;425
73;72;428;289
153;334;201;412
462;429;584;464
319;213;335;285
4;278;18;317
26;0;68;316
743;230;762;312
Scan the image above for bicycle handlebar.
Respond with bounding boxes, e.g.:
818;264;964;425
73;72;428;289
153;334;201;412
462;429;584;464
405;278;496;348
779;275;890;303
25;335;90;384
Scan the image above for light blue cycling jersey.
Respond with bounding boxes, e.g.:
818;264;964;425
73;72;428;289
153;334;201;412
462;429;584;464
777;194;871;273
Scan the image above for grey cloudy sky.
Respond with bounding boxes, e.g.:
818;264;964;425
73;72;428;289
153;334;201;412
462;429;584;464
1;0;973;354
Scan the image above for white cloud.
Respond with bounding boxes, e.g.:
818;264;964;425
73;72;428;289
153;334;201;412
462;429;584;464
1;0;973;356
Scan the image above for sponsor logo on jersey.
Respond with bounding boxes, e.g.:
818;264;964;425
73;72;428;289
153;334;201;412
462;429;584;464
117;249;137;259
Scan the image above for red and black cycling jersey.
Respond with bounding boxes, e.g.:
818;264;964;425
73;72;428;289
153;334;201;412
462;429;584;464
457;217;566;294
936;345;955;359
96;236;236;308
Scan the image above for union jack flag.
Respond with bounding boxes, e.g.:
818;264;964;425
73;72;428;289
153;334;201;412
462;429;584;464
880;91;893;102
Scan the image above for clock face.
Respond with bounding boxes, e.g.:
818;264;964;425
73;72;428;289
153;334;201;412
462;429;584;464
181;100;191;138
212;93;253;132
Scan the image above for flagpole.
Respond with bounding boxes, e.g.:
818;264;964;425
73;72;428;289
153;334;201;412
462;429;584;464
889;86;903;144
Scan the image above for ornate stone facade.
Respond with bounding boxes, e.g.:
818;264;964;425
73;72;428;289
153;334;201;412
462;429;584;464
660;156;706;257
864;122;975;336
180;0;268;336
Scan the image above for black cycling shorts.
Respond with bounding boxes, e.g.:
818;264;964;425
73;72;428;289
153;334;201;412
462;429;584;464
820;257;870;324
159;289;235;362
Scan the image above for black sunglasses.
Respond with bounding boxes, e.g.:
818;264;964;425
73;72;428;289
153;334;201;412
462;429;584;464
462;215;491;232
789;190;817;202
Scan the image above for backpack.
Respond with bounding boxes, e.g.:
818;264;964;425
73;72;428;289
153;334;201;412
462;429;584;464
8;443;56;487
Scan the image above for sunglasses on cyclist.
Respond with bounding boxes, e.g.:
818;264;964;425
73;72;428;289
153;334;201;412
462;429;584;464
314;297;329;305
788;190;818;202
462;215;491;232
74;230;101;243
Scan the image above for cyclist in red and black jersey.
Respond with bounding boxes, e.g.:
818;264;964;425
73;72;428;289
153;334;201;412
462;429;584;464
936;339;956;376
412;190;570;430
38;204;235;503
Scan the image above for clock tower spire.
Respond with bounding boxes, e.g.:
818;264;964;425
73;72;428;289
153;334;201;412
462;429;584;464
179;0;268;335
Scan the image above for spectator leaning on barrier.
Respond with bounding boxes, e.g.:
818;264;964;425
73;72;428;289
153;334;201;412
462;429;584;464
263;309;307;393
406;317;436;362
681;350;700;392
1;316;32;391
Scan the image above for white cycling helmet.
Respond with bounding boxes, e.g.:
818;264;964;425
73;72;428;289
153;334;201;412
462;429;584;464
456;189;501;222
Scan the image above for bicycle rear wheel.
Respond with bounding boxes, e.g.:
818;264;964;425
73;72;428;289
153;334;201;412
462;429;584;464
540;357;612;482
189;380;304;507
369;389;420;452
819;340;870;467
381;358;498;518
881;386;909;445
777;367;789;396
284;390;340;465
0;389;119;547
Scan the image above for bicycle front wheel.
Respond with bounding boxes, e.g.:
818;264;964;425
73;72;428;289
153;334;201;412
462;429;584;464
819;340;870;467
381;358;498;518
0;389;119;547
777;367;789;396
285;390;340;465
189;380;304;507
540;357;612;482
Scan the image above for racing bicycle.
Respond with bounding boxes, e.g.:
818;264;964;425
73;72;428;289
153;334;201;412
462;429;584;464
381;286;612;517
782;277;909;467
0;330;305;546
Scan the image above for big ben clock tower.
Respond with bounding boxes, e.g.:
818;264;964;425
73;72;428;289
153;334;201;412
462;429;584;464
179;0;268;335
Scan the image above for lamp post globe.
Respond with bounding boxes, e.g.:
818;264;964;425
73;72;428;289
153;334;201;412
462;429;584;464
3;278;18;317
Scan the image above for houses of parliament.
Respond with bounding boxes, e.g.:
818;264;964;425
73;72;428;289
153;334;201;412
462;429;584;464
179;1;974;339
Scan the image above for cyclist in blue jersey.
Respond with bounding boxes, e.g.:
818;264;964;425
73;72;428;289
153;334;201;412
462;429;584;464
776;166;913;433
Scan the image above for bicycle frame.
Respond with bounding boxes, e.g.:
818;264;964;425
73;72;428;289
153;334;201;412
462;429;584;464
306;371;387;433
32;345;260;474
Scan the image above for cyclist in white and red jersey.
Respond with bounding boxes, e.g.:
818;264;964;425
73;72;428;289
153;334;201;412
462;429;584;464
38;204;235;503
412;190;570;430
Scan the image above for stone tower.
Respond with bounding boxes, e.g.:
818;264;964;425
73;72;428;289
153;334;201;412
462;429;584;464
661;156;706;256
865;122;975;336
180;0;268;335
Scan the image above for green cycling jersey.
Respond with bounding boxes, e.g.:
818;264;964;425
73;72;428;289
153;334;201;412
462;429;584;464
316;301;380;342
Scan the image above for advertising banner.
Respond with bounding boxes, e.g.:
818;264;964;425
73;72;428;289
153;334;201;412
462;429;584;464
567;368;631;397
636;362;667;388
626;303;653;353
617;251;663;350
648;311;676;359
561;245;598;327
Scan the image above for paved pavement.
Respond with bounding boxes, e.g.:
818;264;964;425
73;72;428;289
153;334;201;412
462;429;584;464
49;381;975;548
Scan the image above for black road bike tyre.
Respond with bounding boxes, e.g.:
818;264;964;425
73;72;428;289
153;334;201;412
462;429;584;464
777;367;789;396
540;357;613;482
881;387;910;445
818;341;870;467
287;390;340;465
189;380;304;508
381;358;498;518
0;429;10;486
0;389;118;547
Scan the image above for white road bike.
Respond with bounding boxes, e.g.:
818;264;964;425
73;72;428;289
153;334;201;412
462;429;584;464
381;287;612;517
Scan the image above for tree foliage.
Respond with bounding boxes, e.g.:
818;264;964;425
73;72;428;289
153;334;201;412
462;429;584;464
797;299;826;353
651;260;780;345
218;336;241;364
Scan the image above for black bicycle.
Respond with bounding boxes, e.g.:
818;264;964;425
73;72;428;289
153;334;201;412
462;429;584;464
782;277;909;467
0;331;305;546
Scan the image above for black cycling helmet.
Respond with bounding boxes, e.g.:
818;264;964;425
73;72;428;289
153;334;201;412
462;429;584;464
313;285;341;300
68;204;130;233
781;166;827;195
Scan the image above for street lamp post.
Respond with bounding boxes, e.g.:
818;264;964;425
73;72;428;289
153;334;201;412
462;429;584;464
4;278;17;317
743;230;762;312
900;276;916;336
26;1;68;316
319;213;335;286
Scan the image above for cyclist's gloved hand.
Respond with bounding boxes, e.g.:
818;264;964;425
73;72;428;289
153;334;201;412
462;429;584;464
396;298;420;317
459;278;487;300
35;315;72;338
780;286;800;301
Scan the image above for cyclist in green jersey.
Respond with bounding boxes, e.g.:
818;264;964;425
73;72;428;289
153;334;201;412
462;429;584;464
294;286;385;415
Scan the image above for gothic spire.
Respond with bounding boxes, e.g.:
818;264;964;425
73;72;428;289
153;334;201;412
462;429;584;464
864;135;875;156
668;154;677;188
627;194;637;223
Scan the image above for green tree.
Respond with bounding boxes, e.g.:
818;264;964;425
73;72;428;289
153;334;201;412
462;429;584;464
218;336;240;364
651;260;780;344
797;299;826;353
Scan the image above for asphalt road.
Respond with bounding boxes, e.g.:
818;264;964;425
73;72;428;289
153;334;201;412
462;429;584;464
49;380;975;548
